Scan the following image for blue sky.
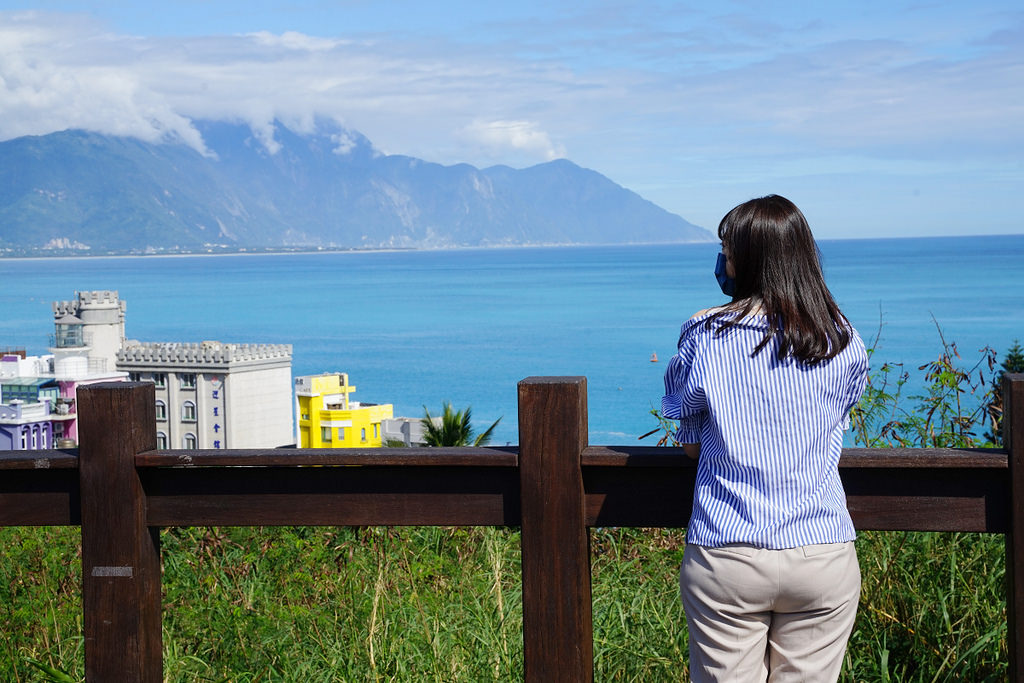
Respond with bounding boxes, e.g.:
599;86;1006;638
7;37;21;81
1;1;1021;238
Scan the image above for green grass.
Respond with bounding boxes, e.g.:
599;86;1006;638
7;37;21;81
0;524;1007;681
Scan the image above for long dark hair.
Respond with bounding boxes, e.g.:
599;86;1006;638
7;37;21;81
707;195;851;365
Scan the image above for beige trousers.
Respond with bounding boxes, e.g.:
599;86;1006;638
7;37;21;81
680;541;860;683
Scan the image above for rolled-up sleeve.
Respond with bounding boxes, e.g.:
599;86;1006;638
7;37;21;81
662;319;708;443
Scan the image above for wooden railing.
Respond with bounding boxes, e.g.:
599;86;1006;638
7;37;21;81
1;374;1023;682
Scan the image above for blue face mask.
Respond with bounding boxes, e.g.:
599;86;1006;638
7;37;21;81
714;252;735;297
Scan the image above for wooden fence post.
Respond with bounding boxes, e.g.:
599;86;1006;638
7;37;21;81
518;376;593;683
78;382;162;683
1005;374;1024;683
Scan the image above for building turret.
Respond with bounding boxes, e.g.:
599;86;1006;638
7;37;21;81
51;290;126;374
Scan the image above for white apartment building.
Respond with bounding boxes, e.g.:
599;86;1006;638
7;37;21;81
381;417;429;447
116;341;293;449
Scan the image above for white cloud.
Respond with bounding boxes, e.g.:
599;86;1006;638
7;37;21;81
330;131;358;155
246;30;347;52
0;12;211;153
0;13;574;162
459;120;565;162
2;8;1020;167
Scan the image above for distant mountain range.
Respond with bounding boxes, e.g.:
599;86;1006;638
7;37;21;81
0;120;712;255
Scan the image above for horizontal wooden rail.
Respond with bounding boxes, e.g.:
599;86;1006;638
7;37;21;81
582;446;1010;532
0;374;1022;681
4;447;1008;531
135;446;519;468
0;450;80;525
0;449;79;469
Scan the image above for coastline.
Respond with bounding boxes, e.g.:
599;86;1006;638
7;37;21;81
4;231;1020;261
0;239;719;261
0;246;415;262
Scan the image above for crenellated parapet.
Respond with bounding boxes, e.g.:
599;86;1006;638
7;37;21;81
53;290;126;317
77;290;123;308
52;300;78;318
117;341;292;367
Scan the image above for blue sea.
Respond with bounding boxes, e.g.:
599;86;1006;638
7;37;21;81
1;235;1022;446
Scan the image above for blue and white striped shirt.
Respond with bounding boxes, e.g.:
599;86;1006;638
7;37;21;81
662;311;869;549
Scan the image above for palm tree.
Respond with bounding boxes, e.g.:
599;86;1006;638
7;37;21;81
421;402;502;447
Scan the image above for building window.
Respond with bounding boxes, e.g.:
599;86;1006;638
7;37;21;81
155;400;167;421
153;373;167;388
180;373;196;389
20;431;27;449
301;413;310;421
156;432;168;449
41;430;48;449
321;427;332;442
6;385;33;402
361;427;367;442
373;423;379;439
54;323;83;348
338;427;345;441
182;401;197;422
31;429;38;449
183;433;197;449
128;372;141;382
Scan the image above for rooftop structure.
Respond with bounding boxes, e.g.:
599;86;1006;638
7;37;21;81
0;397;54;451
51;290;126;376
118;341;291;368
117;341;293;449
295;373;393;448
381;416;429;447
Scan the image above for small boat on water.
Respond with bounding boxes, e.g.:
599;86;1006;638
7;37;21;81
650;352;658;362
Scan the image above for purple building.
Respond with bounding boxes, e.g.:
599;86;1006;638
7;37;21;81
0;397;54;451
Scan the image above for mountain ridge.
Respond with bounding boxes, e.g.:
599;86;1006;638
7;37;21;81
0;120;713;255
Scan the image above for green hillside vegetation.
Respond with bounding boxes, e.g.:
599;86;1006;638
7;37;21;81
0;132;242;252
0;337;1015;681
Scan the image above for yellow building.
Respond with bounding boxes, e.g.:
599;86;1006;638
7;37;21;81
294;373;393;448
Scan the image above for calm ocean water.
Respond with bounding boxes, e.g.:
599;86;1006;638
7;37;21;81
1;235;1022;446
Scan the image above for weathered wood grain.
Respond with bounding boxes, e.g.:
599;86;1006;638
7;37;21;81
518;376;594;683
0;469;79;525
143;465;520;526
78;382;162;683
136;446;518;468
0;449;79;469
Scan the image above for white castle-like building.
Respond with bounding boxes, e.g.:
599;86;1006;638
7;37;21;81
116;340;294;450
47;290;131;445
51;290;126;378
